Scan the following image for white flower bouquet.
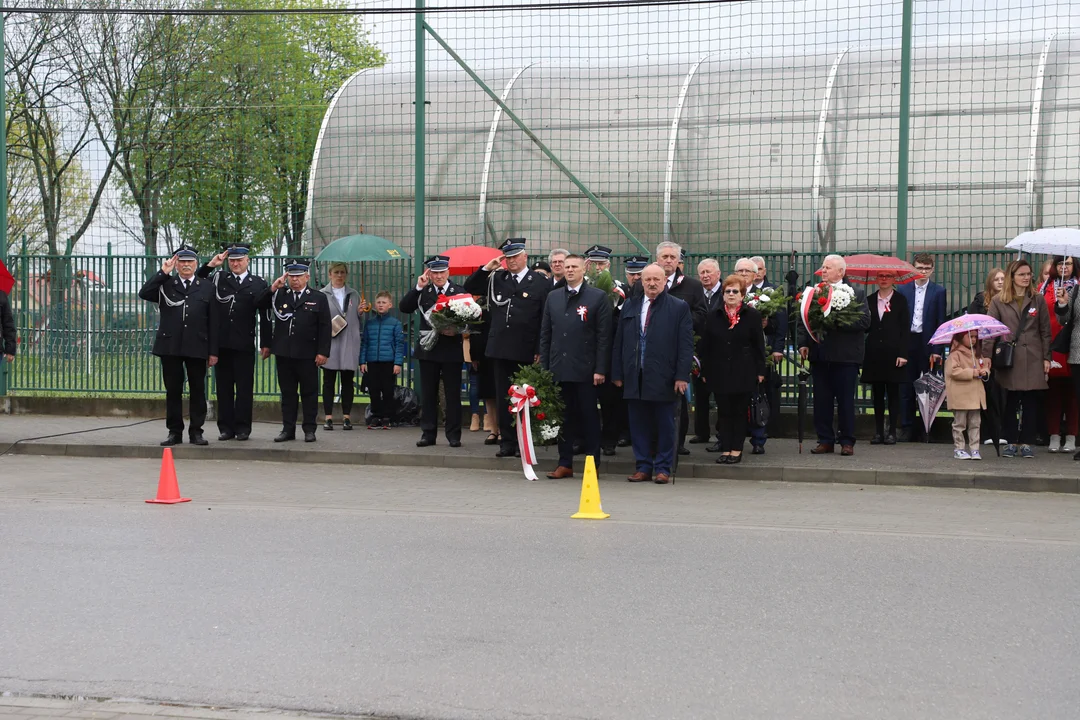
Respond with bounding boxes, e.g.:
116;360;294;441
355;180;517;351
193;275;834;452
420;292;483;350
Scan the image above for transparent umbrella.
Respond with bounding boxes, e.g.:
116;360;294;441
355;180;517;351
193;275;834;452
914;371;947;442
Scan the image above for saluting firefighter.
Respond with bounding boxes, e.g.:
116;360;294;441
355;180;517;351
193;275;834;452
257;258;332;443
197;242;272;441
465;238;553;458
584;244;628;456
138;244;219;447
398;254;467;448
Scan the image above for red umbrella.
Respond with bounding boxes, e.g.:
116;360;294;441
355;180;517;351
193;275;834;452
444;245;502;275
814;254;920;284
0;259;13;295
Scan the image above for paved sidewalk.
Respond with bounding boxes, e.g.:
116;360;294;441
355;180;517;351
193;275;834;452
2;414;1078;492
0;696;375;720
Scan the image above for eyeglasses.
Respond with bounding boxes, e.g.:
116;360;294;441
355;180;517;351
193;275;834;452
723;288;742;295
914;266;934;272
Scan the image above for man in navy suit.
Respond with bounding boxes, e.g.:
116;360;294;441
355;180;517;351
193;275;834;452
612;264;694;484
896;253;947;441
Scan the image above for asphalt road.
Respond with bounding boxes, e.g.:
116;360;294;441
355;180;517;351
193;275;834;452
2;457;1079;720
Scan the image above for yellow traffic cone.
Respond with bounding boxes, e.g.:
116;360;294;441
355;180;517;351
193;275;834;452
571;456;610;520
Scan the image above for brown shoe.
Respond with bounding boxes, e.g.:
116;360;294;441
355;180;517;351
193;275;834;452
654;473;671;484
546;466;574;479
627;471;651;482
841;445;854;456
810;443;834;454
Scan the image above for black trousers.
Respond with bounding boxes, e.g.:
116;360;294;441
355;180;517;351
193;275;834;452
598;380;626;449
677;395;690;448
692;375;718;440
277;356;319;434
366;362;397;419
1004;389;1040;445
717;391;751;453
812;361;860;447
558;381;601;469
160;355;207;435
900;330;932;431
871;382;900;435
321;368;355;416
493;357;527;451
419;359;462;442
213;347;255;436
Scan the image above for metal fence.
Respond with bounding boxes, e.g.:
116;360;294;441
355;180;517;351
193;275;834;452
2;248;1018;405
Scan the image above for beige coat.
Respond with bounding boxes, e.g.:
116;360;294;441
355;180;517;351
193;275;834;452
945;342;986;410
983;294;1051;392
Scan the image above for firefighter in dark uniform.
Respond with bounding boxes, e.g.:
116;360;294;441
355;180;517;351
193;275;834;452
583;244;629;456
257;258;331;443
197;242;272;441
138;244;219;447
399;254;467;448
465;238;553;458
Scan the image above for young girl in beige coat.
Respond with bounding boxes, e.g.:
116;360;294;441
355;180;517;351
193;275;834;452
946;331;989;459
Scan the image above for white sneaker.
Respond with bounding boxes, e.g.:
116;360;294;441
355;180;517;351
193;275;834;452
954;449;971;460
1064;436;1076;453
984;438;995;445
1049;434;1061;453
970;450;982;460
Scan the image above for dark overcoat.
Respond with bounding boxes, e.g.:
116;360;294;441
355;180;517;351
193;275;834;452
397;281;466;364
861;290;912;384
0;290;14;356
196;265;272;352
611;291;694;403
138;271;219;359
464;267;551;362
539;284;613;383
256;285;332;360
700;303;767;395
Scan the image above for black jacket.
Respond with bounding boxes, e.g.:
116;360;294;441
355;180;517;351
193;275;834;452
398;281;467;364
796;282;872;364
465;267;552;363
138;271;219;359
861;290;912;385
700;303;767;395
256;285;332;360
539;284;613;383
197;265;273;352
751;279;789;354
0;290;14;356
630;269;707;334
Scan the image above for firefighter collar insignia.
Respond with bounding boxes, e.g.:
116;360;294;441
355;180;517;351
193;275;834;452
522;292;528;298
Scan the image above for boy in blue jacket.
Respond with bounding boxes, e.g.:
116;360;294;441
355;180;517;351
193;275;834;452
360;290;406;429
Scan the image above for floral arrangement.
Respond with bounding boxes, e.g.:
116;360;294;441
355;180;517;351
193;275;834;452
796;281;863;343
420;292;483;350
691;354;701;378
744;287;789;319
585;267;626;307
509;363;564;446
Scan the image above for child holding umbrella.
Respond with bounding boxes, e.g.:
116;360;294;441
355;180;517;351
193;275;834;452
945;331;989;459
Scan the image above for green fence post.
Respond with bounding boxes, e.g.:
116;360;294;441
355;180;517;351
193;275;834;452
414;0;426;278
0;12;7;397
896;0;914;260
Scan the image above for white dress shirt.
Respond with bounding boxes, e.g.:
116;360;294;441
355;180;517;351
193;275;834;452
331;286;347;310
640;296;652;334
911;282;928;332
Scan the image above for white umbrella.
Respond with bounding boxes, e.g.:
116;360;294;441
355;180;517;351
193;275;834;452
1006;228;1080;258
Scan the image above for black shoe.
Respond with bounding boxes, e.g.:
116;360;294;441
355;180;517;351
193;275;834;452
274;430;295;443
706;442;721;452
189;431;209;446
342;418;353;431
896;429;912;443
678;446;690;456
751;445;765;455
688;436;710;444
235;432;250;441
448;440;462;448
602;446;616;456
716;455;731;464
616;437;631;448
884;433;896;445
729;454;743;464
496;447;516;458
304;431;317;443
870;433;884;445
324;419;334;431
416;437;436;447
160;433;182;447
218;431;235;441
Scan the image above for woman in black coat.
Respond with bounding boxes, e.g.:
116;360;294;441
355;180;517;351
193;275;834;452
700;275;766;464
861;272;911;444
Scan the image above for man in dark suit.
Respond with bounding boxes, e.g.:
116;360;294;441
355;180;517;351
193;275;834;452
797;255;872;455
138;244;219;447
896;253;947;441
197;242;272;441
257;258;331;443
465;238;552;458
582;243;626;457
399;254;467;448
690;258;723;447
539;254;612;478
748;255;788;454
612;263;694;484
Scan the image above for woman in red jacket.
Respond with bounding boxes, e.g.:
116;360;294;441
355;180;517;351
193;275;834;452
1043;256;1078;453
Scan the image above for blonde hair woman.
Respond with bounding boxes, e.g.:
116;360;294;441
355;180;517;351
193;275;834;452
320;263;368;430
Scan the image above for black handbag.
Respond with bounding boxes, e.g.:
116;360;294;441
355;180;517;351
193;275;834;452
749;384;770;429
994;299;1032;370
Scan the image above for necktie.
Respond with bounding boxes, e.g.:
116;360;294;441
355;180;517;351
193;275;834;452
568;289;577;298
644;300;654;331
235;274;243;283
705;290;713;303
182;280;189;291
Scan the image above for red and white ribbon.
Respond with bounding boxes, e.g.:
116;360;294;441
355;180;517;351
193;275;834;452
799;284;833;344
432;292;474;312
508;383;542;481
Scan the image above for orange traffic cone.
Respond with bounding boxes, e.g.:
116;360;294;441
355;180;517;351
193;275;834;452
146;448;191;504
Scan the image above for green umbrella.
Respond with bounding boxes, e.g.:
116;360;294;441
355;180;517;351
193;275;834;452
314;234;410;263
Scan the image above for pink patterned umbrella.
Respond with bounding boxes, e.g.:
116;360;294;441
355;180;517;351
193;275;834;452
929;314;1011;347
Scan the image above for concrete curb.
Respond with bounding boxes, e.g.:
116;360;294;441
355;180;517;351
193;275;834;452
12;442;1078;494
